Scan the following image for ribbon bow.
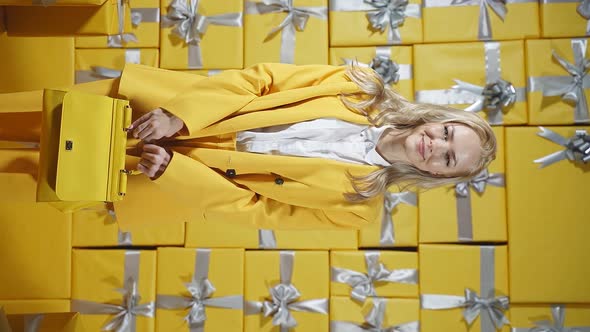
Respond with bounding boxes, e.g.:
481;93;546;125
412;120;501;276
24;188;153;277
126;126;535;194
544;41;590;123
455;169;505;197
534;127;590;168
578;0;590;19
364;0;409;33
107;0;138;47
255;0;326;41
331;299;419;332
262;283;301;328
331;252;418;303
370;55;400;84
453;78;517;116
162;0;241;44
379;192;417;246
462;288;510;329
451;0;507;40
183;278;216;325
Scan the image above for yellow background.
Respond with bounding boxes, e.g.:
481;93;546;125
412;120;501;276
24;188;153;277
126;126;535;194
541;3;589;38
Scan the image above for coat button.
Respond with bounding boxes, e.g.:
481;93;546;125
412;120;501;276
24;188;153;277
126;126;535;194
274;177;284;185
226;169;236;178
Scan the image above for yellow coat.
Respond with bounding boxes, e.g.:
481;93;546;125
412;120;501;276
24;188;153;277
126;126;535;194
0;63;385;230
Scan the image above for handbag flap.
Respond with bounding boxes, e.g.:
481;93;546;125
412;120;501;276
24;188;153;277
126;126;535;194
55;91;114;201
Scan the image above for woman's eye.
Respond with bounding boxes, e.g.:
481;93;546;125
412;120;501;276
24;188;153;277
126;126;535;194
443;126;449;141
445;153;450;167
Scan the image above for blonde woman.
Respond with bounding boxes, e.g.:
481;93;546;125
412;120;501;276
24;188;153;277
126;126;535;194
0;63;496;230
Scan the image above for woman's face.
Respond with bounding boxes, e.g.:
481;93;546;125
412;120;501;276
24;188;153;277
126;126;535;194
403;122;482;177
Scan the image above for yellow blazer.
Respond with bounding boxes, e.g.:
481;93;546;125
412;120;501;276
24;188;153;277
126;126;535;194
114;63;385;230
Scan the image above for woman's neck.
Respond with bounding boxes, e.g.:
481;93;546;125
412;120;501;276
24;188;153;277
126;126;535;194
375;127;411;165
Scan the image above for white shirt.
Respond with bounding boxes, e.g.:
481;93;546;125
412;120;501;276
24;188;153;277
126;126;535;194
235;118;392;167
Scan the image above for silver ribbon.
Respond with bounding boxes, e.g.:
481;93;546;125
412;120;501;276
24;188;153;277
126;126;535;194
156;249;243;332
23;314;44;332
379;191;417;246
331;298;420;332
454;169;505;241
130;8;160;27
341;47;413;85
75;49;141;83
331;251;418;303
81;204;132;246
244;251;329;332
258;229;277;249
415;42;525;125
106;0;139;48
421;246;510;332
528;39;590;124
329;0;421;44
162;0;243;68
71;251;155;332
245;0;327;63
534;127;590;167
511;305;590;332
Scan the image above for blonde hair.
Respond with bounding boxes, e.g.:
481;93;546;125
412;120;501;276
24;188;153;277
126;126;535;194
341;64;497;202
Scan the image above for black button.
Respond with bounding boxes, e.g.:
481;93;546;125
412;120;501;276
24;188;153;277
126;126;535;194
274;177;284;185
226;169;236;178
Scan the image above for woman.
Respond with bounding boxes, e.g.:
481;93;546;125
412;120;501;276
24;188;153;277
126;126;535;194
0;62;496;230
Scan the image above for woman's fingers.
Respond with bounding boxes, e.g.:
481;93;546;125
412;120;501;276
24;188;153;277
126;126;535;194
130;113;152;135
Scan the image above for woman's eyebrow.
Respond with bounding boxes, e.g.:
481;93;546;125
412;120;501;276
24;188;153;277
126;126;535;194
452;125;457;167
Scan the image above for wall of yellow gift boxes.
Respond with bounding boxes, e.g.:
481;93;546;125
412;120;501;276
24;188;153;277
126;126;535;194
1;0;590;331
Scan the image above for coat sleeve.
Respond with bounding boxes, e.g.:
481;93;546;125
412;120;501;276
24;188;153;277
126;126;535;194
159;63;350;136
153;151;376;230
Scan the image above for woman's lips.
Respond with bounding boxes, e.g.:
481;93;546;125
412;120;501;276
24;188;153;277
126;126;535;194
419;135;425;160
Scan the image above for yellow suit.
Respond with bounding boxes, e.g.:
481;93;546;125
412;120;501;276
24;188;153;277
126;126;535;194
0;63;385;230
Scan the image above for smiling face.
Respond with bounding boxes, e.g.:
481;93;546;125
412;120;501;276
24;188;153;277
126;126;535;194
403;122;483;177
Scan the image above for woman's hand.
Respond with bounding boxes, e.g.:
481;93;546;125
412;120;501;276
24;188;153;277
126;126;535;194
129;108;184;142
137;143;171;180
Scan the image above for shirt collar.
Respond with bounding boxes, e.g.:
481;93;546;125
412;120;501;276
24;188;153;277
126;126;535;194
364;125;392;167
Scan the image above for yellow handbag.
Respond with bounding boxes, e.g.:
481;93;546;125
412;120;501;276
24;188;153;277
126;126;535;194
37;89;135;203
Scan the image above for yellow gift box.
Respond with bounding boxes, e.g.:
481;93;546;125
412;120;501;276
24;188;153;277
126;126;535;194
185;220;357;249
71;249;156;331
420;244;509;332
422;0;539;43
510;305;590;331
245;251;329;332
4;312;84;332
73;203;185;247
541;2;590;38
75;48;158;83
244;0;328;67
329;46;413;101
330;251;418;299
0;301;70;314
75;0;160;48
159;0;243;69
506;126;590;303
328;0;422;46
5;0;132;35
358;191;417;248
414;41;527;125
0;34;73;93
526;38;590;125
419;127;505;243
330;297;419;331
155;248;244;332
0;172;72;300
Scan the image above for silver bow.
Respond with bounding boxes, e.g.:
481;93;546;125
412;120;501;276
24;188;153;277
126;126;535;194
451;0;507;40
331;298;420;332
455;169;505;197
463;288;510;329
80;203;132;246
331;252;418;303
246;0;327;63
534;127;590;168
364;0;410;42
244;251;329;332
509;304;590;332
380;191;417;246
370;55;400;84
578;0;590;19
72;277;155;332
544;41;590;123
453;78;517;118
